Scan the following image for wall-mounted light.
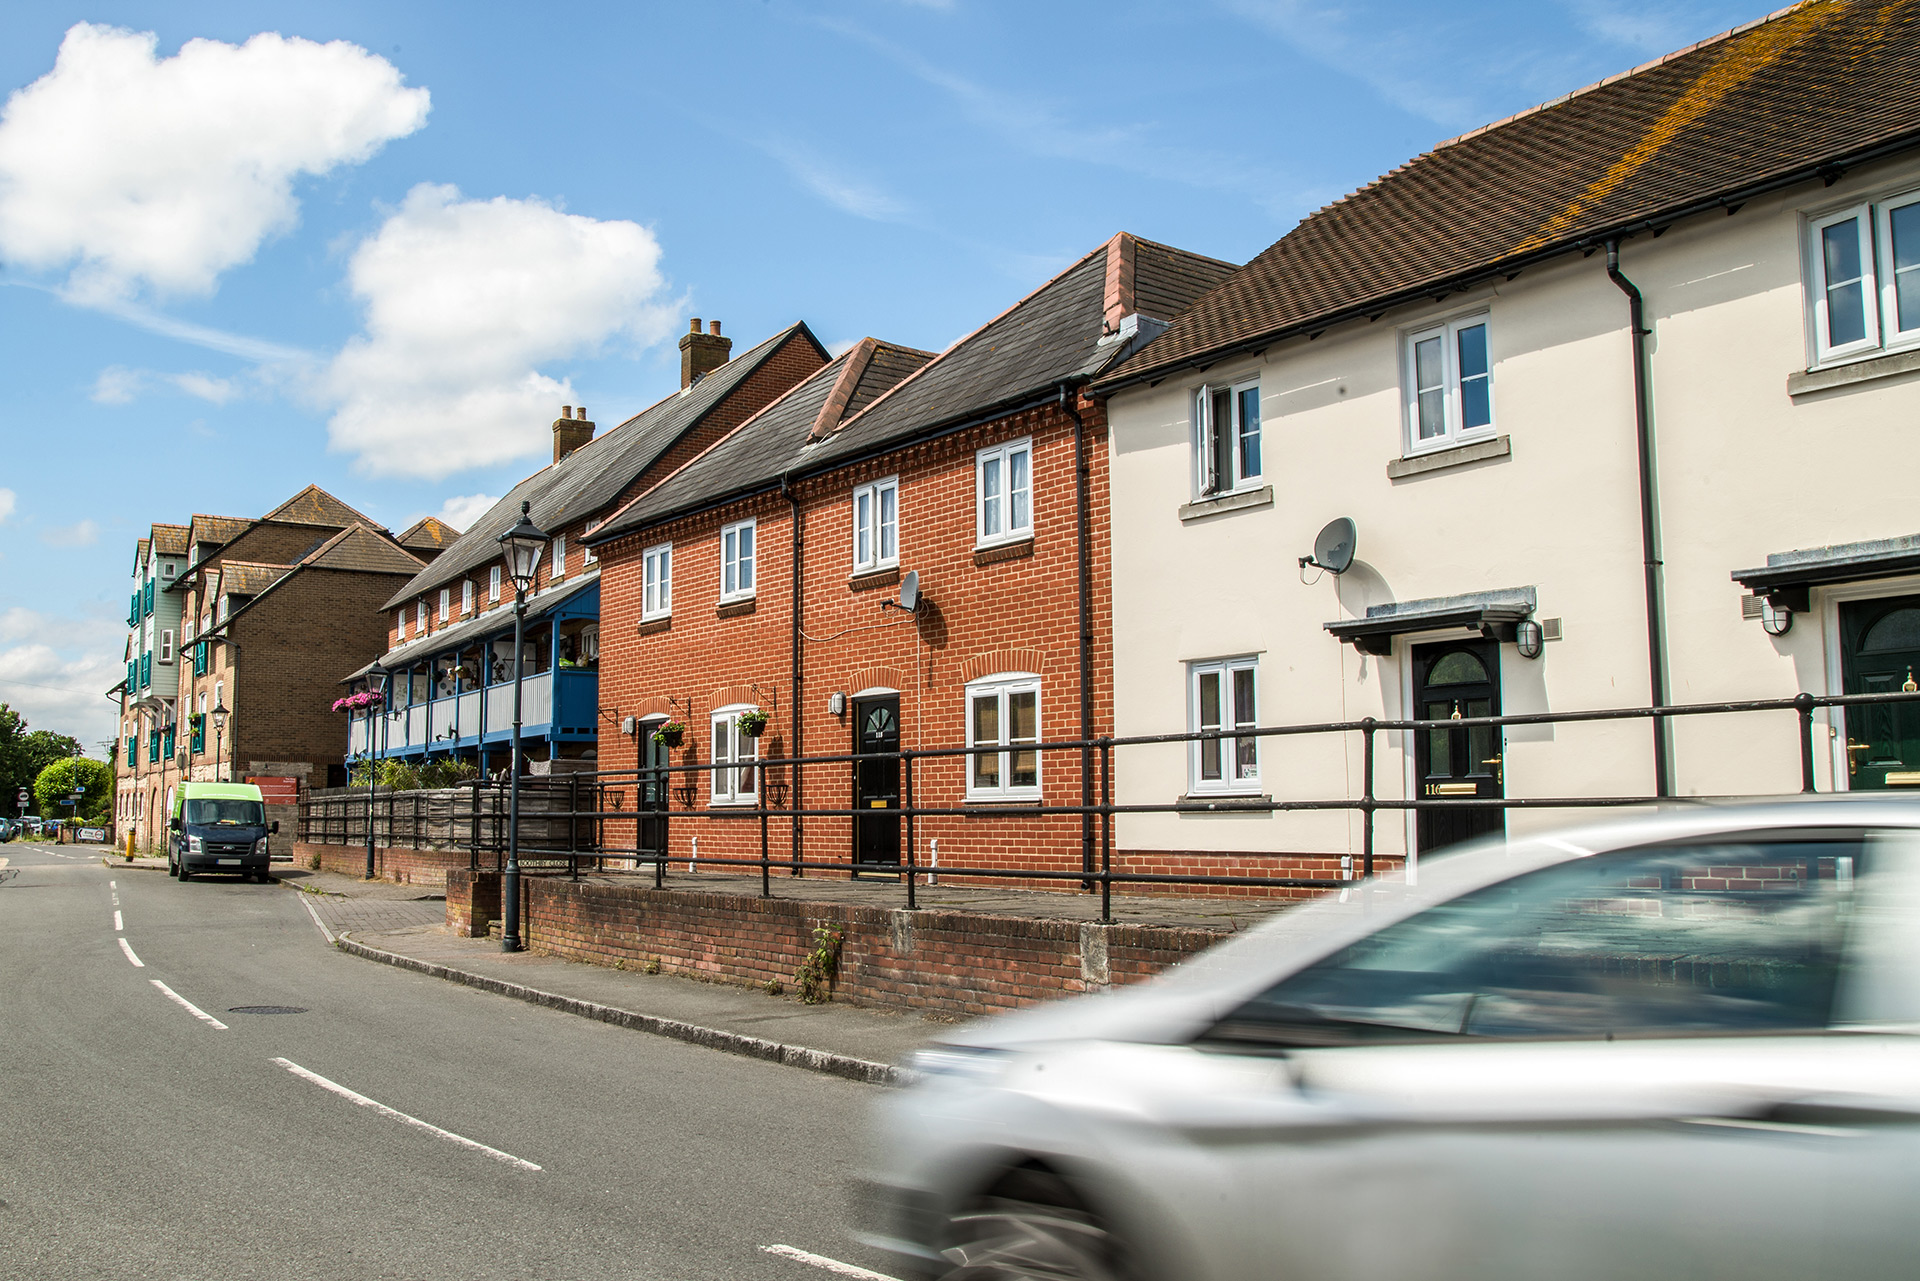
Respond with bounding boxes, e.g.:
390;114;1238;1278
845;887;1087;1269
827;691;846;717
1761;598;1793;637
1514;617;1544;659
621;715;637;736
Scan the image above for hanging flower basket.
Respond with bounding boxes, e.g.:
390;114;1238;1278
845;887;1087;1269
331;689;387;714
736;709;770;738
652;721;685;748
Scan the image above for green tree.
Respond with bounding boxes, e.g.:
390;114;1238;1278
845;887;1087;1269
34;758;112;824
0;703;29;812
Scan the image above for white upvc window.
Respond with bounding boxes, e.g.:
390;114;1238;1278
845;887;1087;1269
710;705;759;805
1193;378;1262;497
642;543;673;619
489;566;502;604
852;477;899;572
966;673;1041;802
583;520;601;565
1402;313;1493;454
438;588;450;622
218;596;230;624
975;438;1033;548
721;519;756;601
396;610;406;641
552;534;566;581
417;600;428;634
1806;192;1920;364
158;630;174;664
1189;657;1260;794
461;580;474;615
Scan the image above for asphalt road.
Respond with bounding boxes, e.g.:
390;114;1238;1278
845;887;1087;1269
0;843;901;1281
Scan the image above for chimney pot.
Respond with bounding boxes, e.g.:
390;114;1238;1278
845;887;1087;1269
689;317;702;334
576;404;585;420
677;317;733;389
552;406;595;464
709;320;721;336
562;405;572;419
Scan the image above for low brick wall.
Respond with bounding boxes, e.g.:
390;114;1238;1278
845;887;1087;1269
445;871;1231;1019
295;840;470;887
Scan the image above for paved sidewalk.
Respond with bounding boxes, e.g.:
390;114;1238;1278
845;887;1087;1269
286;870;947;1078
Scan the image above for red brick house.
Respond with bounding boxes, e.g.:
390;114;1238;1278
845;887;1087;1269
585;234;1236;886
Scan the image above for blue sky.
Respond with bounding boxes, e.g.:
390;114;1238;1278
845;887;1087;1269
0;0;1766;746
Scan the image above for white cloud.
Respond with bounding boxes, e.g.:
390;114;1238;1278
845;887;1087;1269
0;488;13;522
434;493;499;533
40;520;99;548
0;606;125;748
0;22;429;302
326;183;675;480
91;365;241;406
761;139;907;221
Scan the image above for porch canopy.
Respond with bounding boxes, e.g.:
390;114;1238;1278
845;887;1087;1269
1733;533;1920;611
1326;586;1536;656
340;573;598;686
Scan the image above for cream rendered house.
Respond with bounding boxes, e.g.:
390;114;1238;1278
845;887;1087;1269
1097;1;1920;872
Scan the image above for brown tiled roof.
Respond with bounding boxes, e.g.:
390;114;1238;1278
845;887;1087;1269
395;516;459;549
133;538;150;572
189;514;251;548
149;524;189;557
1102;0;1920;390
300;524;425;576
263;484;380;530
216;562;292;597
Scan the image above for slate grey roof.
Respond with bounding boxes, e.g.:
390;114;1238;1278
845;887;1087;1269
794;234;1234;472
590;339;934;542
383;322;828;609
345;573;598;682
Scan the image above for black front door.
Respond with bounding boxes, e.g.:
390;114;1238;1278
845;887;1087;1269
1840;595;1920;790
1413;638;1505;854
636;723;669;861
853;696;901;871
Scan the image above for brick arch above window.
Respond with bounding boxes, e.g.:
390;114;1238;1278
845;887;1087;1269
631;697;674;720
709;682;773;712
959;649;1046;686
848;666;907;696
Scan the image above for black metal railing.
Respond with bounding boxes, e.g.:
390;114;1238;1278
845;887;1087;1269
298;689;1920;922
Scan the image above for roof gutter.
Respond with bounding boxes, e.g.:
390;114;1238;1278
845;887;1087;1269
1094;125;1920;397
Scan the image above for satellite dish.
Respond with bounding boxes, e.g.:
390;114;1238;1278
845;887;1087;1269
897;570;920;612
1300;517;1357;574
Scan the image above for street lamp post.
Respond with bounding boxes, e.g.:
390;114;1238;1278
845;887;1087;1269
212;699;230;783
364;664;389;880
498;500;548;953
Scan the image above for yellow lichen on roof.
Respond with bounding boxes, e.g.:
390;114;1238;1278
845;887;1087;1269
1516;0;1849;255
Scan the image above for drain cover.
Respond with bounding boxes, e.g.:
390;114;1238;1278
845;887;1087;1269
227;1005;308;1015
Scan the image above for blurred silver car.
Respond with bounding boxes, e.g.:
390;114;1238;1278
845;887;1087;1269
860;798;1920;1280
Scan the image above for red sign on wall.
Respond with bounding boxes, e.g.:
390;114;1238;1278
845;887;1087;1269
249;776;300;805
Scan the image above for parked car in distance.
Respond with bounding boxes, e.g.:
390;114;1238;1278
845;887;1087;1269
0;817;13;842
860;797;1920;1281
22;817;43;837
169;782;277;882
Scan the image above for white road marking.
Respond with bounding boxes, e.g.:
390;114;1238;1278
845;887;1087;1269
761;1245;904;1281
113;910;123;931
270;1058;541;1172
150;980;229;1030
108;879;114;887
298;895;337;944
117;938;145;968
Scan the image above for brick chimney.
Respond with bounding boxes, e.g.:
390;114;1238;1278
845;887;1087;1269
679;318;732;388
552;404;595;464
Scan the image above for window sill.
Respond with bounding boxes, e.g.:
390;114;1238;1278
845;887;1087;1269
1178;485;1272;523
1788;346;1920;396
974;538;1034;566
1176;793;1272;812
717;598;756;619
964;794;1044;807
638;615;671;636
1387;434;1510;479
850;566;901;592
707;800;760;813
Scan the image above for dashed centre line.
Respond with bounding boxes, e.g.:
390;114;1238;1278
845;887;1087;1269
761;1245;903;1280
150;980;228;1030
113;910;123;932
270;1058;542;1172
117;937;145;968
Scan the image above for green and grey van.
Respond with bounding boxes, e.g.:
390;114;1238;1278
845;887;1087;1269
169;782;276;882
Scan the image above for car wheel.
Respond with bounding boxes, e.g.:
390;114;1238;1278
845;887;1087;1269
167;857;177;877
178;864;191;882
938;1169;1123;1281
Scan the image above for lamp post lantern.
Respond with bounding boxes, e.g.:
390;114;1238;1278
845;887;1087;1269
211;699;230;783
498;500;548;952
364;664;389;880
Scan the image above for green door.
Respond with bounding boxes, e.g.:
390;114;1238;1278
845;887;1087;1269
1840;595;1920;790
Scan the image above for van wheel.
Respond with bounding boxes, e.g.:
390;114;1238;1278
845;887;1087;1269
167;858;178;878
178;865;191;882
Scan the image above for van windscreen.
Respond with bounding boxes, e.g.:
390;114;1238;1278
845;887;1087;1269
186;799;265;827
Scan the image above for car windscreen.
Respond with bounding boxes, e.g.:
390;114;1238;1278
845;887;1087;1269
185;798;265;827
1207;833;1868;1046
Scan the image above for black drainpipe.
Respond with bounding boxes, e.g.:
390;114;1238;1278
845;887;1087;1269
1060;382;1095;884
783;475;805;874
1605;239;1673;798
